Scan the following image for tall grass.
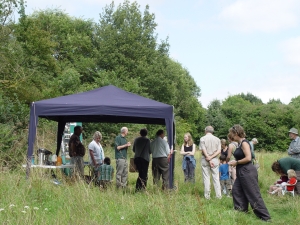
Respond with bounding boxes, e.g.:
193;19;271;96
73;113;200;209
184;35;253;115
0;151;299;225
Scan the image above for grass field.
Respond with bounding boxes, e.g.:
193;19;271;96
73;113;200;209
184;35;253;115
0;150;299;225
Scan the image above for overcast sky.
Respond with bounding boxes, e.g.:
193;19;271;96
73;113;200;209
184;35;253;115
23;0;300;107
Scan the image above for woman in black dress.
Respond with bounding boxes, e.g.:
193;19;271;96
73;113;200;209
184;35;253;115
228;125;271;221
220;139;228;158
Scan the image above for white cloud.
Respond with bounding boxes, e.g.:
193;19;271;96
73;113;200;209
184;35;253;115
244;72;300;104
280;36;300;66
200;72;300;108
219;0;299;32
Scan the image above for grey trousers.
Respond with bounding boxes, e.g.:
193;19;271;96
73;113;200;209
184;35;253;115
116;159;128;188
70;156;84;178
233;163;271;221
220;179;231;196
152;157;169;189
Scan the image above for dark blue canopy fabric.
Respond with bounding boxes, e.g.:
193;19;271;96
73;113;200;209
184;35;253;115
27;85;175;186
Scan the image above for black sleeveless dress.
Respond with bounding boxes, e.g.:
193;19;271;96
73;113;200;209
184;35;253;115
184;145;192;152
221;147;228;158
232;139;271;221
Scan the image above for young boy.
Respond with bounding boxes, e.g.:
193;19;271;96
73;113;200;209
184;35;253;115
219;155;231;197
98;157;114;189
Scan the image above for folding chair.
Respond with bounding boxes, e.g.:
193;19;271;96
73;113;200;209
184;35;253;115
282;180;297;197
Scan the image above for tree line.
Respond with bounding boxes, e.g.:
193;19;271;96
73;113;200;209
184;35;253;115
206;93;300;151
0;0;299;166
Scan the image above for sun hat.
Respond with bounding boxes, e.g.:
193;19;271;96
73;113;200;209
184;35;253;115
289;128;298;135
252;138;258;143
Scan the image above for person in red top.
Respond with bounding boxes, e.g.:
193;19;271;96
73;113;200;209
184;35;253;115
286;169;297;191
268;169;297;195
268;175;288;193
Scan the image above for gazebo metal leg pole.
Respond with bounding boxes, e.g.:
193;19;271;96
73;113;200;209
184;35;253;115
26;156;31;179
169;153;175;189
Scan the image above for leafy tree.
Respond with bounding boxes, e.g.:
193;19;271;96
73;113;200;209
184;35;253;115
206;99;228;138
289;96;300;109
221;95;252;125
0;0;22;26
267;98;283;105
95;1;171;97
255;104;294;151
91;1;205;143
0;0;238;164
239;93;263;105
13;9;98;102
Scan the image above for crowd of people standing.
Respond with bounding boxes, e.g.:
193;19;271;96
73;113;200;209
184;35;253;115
68;124;300;222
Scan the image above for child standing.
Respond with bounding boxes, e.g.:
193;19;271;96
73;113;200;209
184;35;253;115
98;157;114;189
219;155;231;197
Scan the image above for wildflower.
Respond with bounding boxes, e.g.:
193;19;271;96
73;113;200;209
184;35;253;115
21;211;26;213
24;206;29;209
33;207;39;210
0;208;4;212
44;208;48;211
121;216;124;220
9;204;15;208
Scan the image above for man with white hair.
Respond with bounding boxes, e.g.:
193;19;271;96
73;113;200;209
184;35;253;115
288;128;300;159
199;126;222;199
249;138;258;161
89;131;105;182
115;127;131;188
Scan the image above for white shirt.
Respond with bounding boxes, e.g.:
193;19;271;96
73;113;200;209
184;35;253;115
150;136;170;158
88;140;104;166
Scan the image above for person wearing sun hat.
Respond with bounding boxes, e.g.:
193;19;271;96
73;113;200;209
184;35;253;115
287;128;300;159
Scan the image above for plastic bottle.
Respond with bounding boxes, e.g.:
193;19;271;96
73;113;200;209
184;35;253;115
56;156;62;166
61;140;66;165
31;155;35;165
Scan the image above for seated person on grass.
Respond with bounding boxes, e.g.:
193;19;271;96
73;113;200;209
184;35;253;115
268;169;296;195
98;157;114;189
268;174;288;193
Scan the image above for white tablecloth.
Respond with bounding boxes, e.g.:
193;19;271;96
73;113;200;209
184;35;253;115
22;164;75;169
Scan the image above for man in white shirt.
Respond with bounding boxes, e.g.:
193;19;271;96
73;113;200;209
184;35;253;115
199;126;222;199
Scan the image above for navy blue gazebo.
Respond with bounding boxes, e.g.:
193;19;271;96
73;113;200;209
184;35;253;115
26;85;175;188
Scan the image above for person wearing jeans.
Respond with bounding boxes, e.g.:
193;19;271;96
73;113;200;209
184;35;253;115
180;133;196;183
